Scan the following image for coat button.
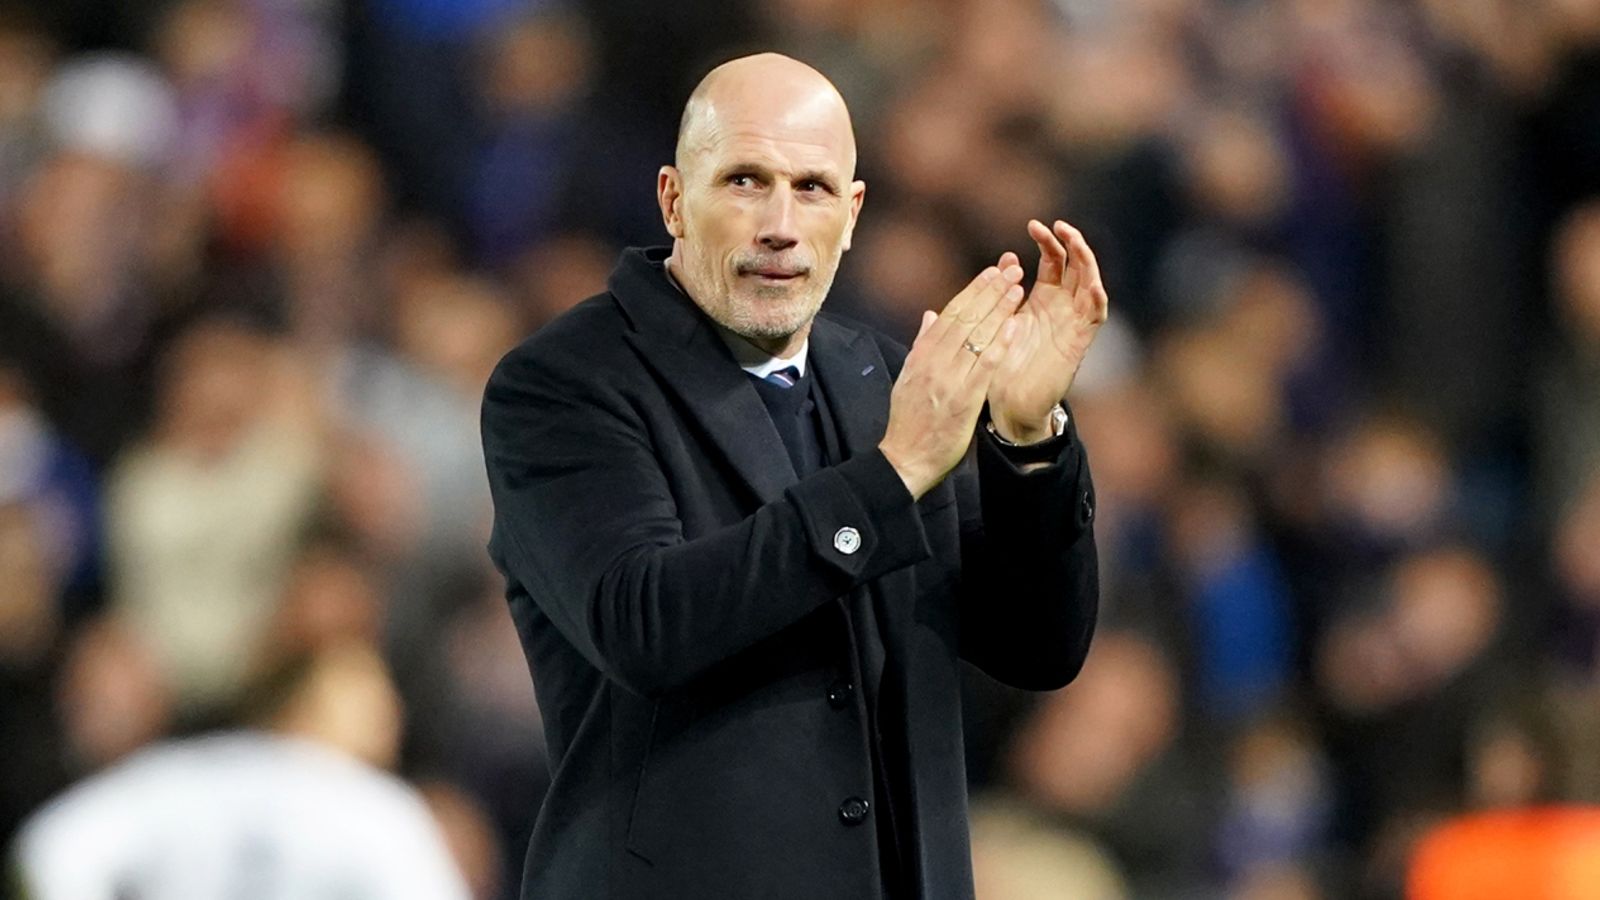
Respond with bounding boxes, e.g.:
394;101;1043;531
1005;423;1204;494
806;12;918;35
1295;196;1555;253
838;797;870;826
833;526;861;555
1080;490;1094;525
826;679;854;709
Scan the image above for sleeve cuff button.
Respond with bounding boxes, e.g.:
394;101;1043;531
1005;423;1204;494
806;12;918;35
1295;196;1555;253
833;526;862;555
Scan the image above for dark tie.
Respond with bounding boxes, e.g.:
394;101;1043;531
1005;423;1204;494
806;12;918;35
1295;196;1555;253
748;366;819;476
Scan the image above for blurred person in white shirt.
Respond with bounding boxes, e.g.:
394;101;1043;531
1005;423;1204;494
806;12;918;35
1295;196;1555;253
9;640;472;900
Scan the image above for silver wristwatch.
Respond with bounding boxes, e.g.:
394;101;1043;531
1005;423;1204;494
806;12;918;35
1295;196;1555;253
986;404;1068;447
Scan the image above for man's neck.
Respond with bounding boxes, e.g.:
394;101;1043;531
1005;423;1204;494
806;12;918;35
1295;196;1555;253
740;326;810;360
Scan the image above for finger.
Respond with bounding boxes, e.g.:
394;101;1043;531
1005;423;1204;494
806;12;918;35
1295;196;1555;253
960;278;1025;370
943;262;1025;324
1054;220;1099;271
1029;219;1068;288
938;263;1023;356
1054;220;1102;297
964;315;1021;392
936;266;1003;329
1059;222;1110;323
901;311;937;367
997;250;1021;273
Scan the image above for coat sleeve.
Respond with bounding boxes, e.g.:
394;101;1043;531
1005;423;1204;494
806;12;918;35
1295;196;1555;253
953;407;1100;690
480;343;932;699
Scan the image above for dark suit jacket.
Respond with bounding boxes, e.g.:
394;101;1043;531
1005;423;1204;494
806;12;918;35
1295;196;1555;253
481;247;1099;899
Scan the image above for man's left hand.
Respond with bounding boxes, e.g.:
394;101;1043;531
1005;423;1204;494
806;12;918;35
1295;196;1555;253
987;219;1110;443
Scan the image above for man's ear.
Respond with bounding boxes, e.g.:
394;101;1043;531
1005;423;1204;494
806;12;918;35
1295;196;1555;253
840;179;866;252
658;166;686;239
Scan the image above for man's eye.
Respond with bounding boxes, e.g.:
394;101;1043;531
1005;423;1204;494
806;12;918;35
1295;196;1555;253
728;175;752;187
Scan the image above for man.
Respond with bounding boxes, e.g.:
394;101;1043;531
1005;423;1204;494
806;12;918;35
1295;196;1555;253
11;642;470;900
481;53;1108;899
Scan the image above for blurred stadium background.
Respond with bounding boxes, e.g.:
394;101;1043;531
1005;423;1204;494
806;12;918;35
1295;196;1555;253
1;0;1599;897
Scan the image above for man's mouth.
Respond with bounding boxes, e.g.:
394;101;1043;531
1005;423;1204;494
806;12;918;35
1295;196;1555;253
739;264;807;282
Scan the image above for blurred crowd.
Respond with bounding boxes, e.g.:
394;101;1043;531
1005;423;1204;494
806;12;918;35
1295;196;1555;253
0;0;1597;897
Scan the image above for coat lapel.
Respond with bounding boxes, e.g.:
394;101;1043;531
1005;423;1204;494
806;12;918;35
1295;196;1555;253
807;315;892;463
608;248;897;503
611;249;797;504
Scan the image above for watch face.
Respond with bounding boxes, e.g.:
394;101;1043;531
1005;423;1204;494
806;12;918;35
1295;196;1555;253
1050;406;1068;434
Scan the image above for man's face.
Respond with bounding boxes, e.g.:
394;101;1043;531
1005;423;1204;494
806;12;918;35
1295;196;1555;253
660;111;865;345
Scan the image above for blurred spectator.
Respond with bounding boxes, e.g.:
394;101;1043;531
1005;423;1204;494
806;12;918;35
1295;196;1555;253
467;11;594;266
349;268;513;473
1314;547;1505;861
1463;698;1564;811
756;0;927;128
1534;201;1600;523
0;10;54;218
1378;47;1523;455
506;229;616;329
12;641;471;899
846;203;971;341
1167;475;1296;722
1319;415;1456;553
1214;714;1334;890
873;69;995;208
53;615;173;773
154;0;338;182
1;148;169;465
104;321;323;712
342;0;519;232
1296;412;1463;640
0;369;96;846
0;500;74;850
0;365;98;614
1005;630;1215;897
264;133;389;345
969;797;1129;900
330;270;516;665
1550;474;1600;676
264;531;387;657
1181;106;1292;233
0;500;59;678
1227;864;1326;900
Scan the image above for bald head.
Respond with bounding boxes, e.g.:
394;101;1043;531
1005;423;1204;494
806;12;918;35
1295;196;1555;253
675;53;857;179
657;53;867;357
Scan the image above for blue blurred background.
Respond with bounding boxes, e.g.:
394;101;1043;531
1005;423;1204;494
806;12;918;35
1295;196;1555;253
1;0;1599;897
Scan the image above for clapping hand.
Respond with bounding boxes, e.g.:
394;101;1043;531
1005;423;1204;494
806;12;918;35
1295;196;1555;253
986;219;1110;444
879;263;1030;499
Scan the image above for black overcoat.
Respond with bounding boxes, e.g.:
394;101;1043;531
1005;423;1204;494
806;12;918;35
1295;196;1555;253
481;247;1099;899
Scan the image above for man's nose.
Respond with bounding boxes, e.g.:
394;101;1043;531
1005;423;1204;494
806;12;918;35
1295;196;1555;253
756;184;799;251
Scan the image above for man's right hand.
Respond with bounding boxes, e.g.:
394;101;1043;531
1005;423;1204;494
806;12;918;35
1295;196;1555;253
879;263;1029;499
